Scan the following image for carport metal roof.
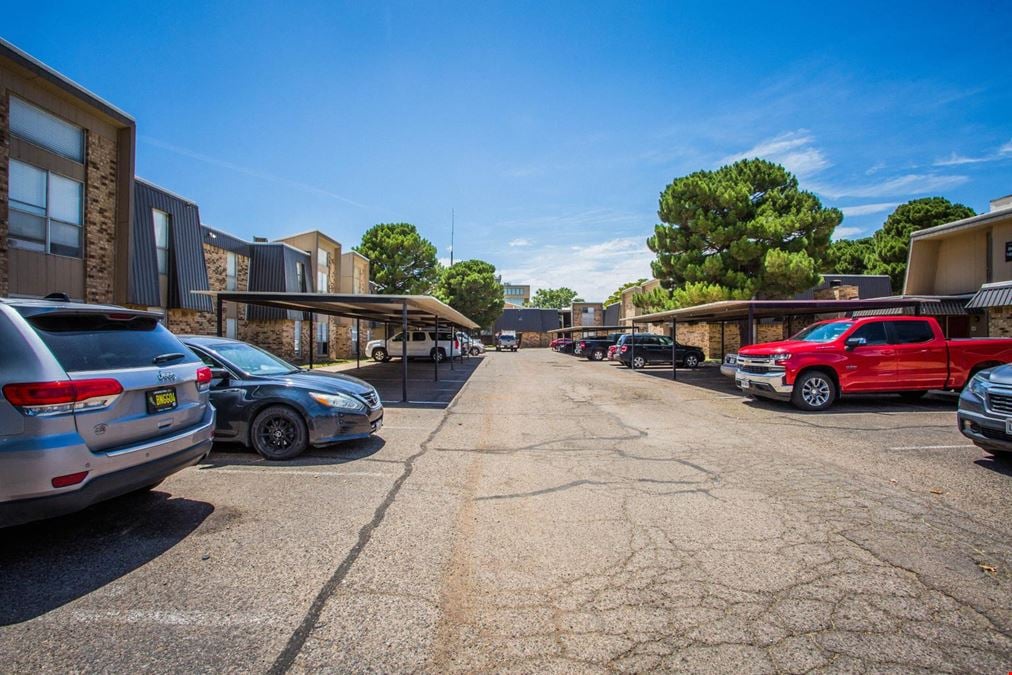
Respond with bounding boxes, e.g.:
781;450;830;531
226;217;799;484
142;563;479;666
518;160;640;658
547;324;633;335
967;281;1012;309
194;291;479;403
624;297;927;325
195;291;479;329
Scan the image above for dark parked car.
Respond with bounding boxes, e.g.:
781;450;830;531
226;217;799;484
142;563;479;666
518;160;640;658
958;365;1012;459
579;333;626;361
1;298;214;528
180;336;383;460
616;334;704;370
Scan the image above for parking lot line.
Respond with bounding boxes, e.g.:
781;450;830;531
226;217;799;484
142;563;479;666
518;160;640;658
888;444;976;451
197;468;392;478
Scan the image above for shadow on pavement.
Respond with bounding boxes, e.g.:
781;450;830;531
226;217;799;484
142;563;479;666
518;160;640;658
200;434;386;468
0;491;213;626
334;354;483;409
974;453;1012;477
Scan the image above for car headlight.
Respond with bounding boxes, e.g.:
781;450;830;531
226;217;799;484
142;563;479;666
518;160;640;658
771;353;791;362
968;373;991;399
309;391;367;412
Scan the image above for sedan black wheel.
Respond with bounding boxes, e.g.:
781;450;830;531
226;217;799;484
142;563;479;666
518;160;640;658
684;353;700;369
251;405;308;460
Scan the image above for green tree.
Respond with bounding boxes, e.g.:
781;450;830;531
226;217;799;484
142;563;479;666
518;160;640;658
604;279;648;307
647;159;841;300
434;260;505;329
529;287;583;308
354;223;440;294
823;237;875;275
868;197;975;291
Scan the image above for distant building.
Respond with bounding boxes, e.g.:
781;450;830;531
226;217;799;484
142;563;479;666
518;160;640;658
503;282;530;307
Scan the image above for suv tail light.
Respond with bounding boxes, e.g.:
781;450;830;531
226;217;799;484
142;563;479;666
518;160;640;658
3;379;123;417
196;366;212;392
620;345;628;353
579;341;586;349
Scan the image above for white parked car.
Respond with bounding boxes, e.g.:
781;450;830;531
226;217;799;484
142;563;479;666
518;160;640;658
366;331;461;362
720;353;737;378
457;332;485;356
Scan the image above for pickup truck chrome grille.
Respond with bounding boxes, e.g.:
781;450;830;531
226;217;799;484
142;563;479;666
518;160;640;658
739;364;785;375
987;392;1012;415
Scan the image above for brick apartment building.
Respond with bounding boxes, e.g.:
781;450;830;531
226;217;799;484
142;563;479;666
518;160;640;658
1;38;135;305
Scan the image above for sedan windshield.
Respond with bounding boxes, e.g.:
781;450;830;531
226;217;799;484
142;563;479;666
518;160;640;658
212;343;300;376
791;321;853;343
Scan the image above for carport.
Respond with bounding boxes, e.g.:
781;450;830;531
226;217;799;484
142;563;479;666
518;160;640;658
623;297;934;381
195;291;479;403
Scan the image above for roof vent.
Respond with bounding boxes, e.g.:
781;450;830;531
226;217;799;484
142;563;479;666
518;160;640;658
990;194;1012;213
253;236;268;243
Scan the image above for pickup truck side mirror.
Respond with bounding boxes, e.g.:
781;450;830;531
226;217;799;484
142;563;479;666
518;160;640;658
210;367;231;383
844;337;866;350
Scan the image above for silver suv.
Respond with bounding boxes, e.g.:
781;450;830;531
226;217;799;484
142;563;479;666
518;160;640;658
0;298;215;528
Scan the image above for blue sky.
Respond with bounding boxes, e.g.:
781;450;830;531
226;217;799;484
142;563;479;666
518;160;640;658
6;1;1012;300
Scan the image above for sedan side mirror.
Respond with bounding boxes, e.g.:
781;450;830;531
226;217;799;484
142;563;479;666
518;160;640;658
844;337;866;350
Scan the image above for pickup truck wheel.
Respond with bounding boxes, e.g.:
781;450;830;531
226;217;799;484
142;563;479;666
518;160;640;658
792;371;836;411
371;347;389;362
632;355;647;369
684;353;700;369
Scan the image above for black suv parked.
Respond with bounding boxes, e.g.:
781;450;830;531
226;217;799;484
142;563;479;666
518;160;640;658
616;334;704;369
579;333;626;361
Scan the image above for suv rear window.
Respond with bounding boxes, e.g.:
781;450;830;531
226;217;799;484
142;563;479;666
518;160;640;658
26;314;198;372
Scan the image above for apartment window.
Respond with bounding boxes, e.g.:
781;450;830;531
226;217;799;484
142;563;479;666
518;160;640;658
226;252;237;290
316;319;329;356
294;319;303;355
296;262;307;292
8;159;84;257
153;209;170;306
317;248;329;293
225;318;237;339
10;97;85;162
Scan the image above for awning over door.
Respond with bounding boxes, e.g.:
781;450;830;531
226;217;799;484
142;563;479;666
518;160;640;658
967;281;1012;310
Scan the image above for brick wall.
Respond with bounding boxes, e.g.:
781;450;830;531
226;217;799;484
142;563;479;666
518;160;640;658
989;307;1012;337
83;131;118;304
204;243;250;319
0;92;8;298
814;284;860;301
244;319;311;364
520;331;551;348
167;308;216;336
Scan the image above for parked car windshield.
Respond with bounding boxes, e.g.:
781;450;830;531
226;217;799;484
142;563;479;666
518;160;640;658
791;321;854;343
26;313;198;371
212;342;300;376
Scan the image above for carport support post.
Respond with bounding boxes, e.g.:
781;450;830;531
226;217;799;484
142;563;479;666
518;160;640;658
308;313;315;371
671;319;677;381
449;323;455;370
401;302;409;403
434;314;440;382
745;303;755;347
720;322;725;360
356;318;361;369
630;323;636;370
215;295;223;337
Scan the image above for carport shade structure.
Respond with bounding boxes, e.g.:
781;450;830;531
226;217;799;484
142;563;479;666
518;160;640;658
194;291;479;403
622;297;932;381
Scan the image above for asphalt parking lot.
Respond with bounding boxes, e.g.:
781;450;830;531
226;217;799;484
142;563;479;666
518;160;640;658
2;349;1011;672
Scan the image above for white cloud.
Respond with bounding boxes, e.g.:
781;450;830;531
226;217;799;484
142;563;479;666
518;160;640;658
438;257;452;267
865;161;887;176
1002;139;1012;155
812;174;969;199
509;238;532;247
839;202;898;217
498;236;654;303
722;130;830;178
933;153;991;166
832;226;865;240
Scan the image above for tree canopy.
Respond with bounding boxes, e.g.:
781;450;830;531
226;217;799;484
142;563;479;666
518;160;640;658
823;237;875;275
354;223;440;295
604;279;648;307
433;260;504;329
529;287;583;308
647;159;841;302
867;197;975;291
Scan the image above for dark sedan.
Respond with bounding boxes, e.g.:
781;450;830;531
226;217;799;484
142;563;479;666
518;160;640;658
958;364;1012;460
180;336;383;460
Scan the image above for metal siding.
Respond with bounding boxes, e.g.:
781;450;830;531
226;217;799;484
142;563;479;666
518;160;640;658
494;308;561;333
201;226;251;256
128;185;160;307
282;247;313;320
247;246;287;320
604;303;620;326
132;181;212;312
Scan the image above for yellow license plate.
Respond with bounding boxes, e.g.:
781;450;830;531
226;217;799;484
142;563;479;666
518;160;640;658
147;388;177;413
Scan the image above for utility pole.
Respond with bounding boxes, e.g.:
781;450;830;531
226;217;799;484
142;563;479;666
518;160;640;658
450;208;455;267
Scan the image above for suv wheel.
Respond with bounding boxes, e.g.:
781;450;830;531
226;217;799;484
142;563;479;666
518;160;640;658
251;405;308;460
591;349;605;361
431;348;446;362
684;353;700;369
792;371;836;411
632;355;646;369
372;347;389;362
470;346;480;356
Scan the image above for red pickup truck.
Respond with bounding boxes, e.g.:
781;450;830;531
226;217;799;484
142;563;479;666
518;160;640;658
734;316;1012;410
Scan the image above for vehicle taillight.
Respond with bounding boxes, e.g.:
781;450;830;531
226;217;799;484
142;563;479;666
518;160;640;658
2;379;123;417
454;340;459;349
196;366;212;392
52;471;89;488
620;345;628;353
579;341;586;348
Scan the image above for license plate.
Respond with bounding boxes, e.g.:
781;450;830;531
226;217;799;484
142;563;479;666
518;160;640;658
1005;419;1012;435
147;388;177;414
